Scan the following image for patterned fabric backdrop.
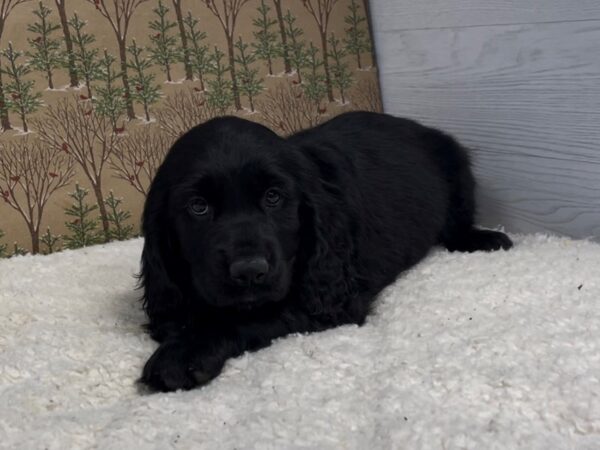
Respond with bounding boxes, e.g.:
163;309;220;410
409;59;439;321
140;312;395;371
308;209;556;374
0;0;382;257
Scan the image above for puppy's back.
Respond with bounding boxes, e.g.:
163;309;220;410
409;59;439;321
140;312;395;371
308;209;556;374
288;111;461;284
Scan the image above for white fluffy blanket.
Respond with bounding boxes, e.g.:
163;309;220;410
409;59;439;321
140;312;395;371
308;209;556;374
1;235;599;449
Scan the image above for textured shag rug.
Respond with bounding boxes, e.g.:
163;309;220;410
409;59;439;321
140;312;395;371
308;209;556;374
0;234;599;449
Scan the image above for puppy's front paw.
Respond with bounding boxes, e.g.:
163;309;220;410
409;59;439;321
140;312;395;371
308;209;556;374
445;229;513;253
139;340;223;393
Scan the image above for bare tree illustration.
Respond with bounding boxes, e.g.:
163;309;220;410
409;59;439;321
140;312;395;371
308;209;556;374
257;82;320;135
1;42;42;133
202;0;251;111
171;0;193;81
301;0;339;102
0;0;31;132
110;126;170;195
54;0;79;87
183;11;209;91
34;98;120;241
69;13;101;99
351;77;382;112
271;0;290;74
26;2;63;90
85;0;150;120
0;137;74;253
154;88;216;139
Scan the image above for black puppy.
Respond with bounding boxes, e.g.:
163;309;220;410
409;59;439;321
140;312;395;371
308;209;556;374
139;111;512;392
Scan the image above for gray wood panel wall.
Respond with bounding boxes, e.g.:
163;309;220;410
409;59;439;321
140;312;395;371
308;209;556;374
369;0;600;240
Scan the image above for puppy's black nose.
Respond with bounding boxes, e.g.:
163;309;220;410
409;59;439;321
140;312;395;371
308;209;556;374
229;257;269;285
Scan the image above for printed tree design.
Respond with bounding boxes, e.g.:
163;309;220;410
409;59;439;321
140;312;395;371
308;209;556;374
11;242;27;256
361;0;375;67
234;37;262;112
0;229;7;257
54;0;79;88
110;126;170;195
149;0;180;83
251;0;279;76
283;10;308;83
0;81;7;130
26;1;63;90
171;0;193;81
343;0;369;69
1;42;42;133
94;49;126;130
352;77;381;112
69;13;101;99
154;88;216;139
182;12;209;91
202;0;251;111
86;0;150;120
302;0;340;102
63;182;101;249
206;46;233;114
257;82;321;135
327;33;352;103
0;137;74;254
128;39;160;122
271;0;290;74
34;98;120;242
0;0;31;132
40;226;60;254
302;42;327;110
105;190;133;240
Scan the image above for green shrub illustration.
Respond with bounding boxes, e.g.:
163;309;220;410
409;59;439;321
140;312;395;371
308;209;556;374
252;0;280;76
68;13;102;99
1;42;42;133
63;183;102;249
234;37;263;112
149;0;181;83
26;2;64;90
105;191;134;241
128;40;161;122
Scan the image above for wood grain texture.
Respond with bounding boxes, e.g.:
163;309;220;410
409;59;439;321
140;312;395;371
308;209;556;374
369;8;600;239
369;0;600;30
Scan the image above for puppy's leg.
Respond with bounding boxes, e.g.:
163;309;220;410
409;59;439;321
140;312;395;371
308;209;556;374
437;144;513;253
139;318;301;393
140;337;227;393
139;308;360;393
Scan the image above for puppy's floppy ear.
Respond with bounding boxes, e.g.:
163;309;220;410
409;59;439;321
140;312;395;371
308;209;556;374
297;160;360;318
139;174;185;329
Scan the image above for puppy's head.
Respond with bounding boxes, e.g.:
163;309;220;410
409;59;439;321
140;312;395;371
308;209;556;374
142;117;306;313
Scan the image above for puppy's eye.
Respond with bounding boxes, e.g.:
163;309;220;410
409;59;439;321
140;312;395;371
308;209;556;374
188;197;209;215
264;188;282;207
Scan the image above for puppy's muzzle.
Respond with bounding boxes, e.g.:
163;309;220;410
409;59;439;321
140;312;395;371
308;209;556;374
229;257;270;286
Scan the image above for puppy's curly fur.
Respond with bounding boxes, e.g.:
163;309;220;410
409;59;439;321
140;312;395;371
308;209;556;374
139;112;512;392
